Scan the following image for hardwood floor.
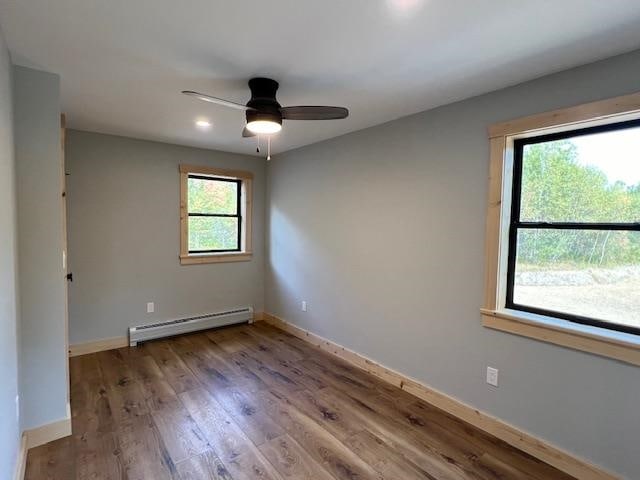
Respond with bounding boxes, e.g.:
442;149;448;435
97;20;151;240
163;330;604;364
25;322;575;480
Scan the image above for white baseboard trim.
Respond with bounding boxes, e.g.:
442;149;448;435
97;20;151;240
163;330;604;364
69;336;129;357
13;434;27;480
264;313;618;480
25;415;72;449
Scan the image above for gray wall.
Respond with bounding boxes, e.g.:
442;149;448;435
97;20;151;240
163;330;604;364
0;29;20;480
267;50;640;479
66;130;265;344
14;66;68;431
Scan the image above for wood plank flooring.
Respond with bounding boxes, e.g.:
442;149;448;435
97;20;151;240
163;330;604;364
25;322;575;480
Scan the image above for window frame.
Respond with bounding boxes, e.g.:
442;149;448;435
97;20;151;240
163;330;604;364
187;174;242;254
179;164;253;265
482;91;640;367
505;119;640;337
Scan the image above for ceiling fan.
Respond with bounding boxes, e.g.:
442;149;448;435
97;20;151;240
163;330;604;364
182;77;349;138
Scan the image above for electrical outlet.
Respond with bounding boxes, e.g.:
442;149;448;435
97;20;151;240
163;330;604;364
15;395;19;420
486;367;499;387
147;302;155;313
301;301;307;312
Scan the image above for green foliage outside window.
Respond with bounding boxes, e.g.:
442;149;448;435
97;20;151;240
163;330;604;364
188;177;239;251
188;177;237;215
519;140;640;268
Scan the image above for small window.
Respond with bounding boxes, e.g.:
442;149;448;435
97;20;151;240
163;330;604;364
188;175;241;252
507;119;640;335
180;165;253;264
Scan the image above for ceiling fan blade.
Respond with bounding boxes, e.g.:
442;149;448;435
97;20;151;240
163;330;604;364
182;90;252;111
242;126;256;138
280;106;349;120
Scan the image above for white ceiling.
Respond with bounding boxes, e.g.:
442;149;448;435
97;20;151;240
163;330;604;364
2;0;640;156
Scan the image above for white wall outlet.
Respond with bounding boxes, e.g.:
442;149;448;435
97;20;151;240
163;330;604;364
301;300;307;312
486;367;499;387
15;395;19;420
146;302;155;313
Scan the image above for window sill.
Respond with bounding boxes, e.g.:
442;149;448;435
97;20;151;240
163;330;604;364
180;252;252;265
481;308;640;367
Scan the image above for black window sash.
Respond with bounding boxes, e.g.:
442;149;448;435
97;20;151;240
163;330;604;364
187;175;242;253
505;119;640;336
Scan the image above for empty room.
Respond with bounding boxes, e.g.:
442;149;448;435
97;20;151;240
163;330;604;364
2;1;640;479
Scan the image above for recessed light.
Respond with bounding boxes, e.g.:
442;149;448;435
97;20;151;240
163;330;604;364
195;119;211;128
388;0;423;14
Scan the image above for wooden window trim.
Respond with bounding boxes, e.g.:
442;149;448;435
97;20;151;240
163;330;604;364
179;164;253;265
483;91;640;366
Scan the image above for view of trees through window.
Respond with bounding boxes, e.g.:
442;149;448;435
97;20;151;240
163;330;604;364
511;125;640;332
187;176;240;251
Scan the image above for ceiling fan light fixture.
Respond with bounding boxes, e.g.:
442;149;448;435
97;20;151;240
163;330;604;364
246;119;282;134
183;77;349;142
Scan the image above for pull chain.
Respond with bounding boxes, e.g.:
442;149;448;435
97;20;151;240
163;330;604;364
256;135;260;154
267;136;271;161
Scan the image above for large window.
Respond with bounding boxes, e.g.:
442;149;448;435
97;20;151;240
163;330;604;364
179;165;253;264
483;93;640;366
507;120;640;335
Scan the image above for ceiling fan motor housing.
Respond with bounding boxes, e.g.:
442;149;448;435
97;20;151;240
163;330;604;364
246;77;283;126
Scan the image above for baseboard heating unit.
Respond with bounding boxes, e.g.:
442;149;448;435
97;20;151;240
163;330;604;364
128;307;254;346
